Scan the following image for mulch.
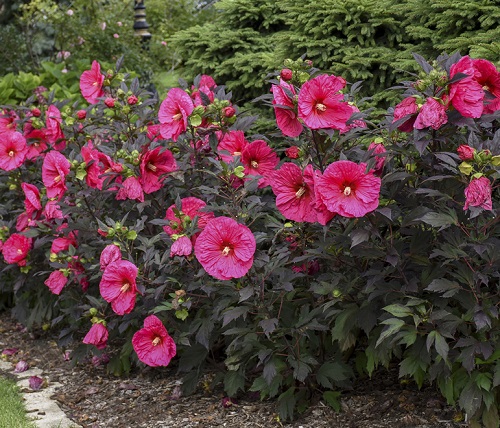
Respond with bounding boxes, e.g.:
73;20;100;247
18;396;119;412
0;310;467;428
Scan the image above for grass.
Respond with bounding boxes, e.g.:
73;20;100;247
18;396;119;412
0;376;36;428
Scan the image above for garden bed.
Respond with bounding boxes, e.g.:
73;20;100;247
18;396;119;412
0;311;465;428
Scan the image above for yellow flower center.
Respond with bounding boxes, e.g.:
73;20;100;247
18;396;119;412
147;162;157;172
343;186;352;196
120;282;130;293
8;150;14;157
222;246;231;256
295;187;306;198
172;113;182;121
54;175;61;183
233;151;241;156
316;103;326;112
152;337;161;346
251;160;259;168
17;249;23;255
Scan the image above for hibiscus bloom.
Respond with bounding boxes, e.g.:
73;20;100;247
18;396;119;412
170;235;193;257
392;97;419;132
158;88;194;142
99;260;139;315
464;176;492;211
316;160;381;218
2;234;32;266
50;231;78;254
367;141;387;176
163;197;214;236
132;315;176;367
414;97;448;130
100;244;121;271
44;270;68;295
339;105;367;134
216;130;249;163
115;176;144;202
43;200;64;222
194;217;256;280
45;105;66;150
23;122;48;161
0;131;28;171
80;60;105;104
139;147;177;194
269;163;317;223
240;140;279;188
0;109;18;136
81;143;104;189
190;75;217;106
298;74;353;130
272;81;303;137
472;58;500;113
449;56;484;118
312;170;335;226
83;323;108;349
42;151;71;200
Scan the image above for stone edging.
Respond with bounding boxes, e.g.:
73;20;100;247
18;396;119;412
0;360;81;428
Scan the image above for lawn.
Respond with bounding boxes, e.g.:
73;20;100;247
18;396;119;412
0;376;36;428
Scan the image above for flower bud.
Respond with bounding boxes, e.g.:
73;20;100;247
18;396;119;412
280;68;293;81
104;98;115;108
77;110;86;120
31;107;41;117
127;95;138;105
223;106;236;118
89;308;98;316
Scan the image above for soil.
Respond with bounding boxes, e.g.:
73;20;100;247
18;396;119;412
0;310;467;428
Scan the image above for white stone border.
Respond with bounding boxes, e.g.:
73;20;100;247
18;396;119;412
0;360;81;428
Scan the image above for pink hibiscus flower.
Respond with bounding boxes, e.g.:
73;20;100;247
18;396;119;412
80;60;105;104
83;323;108;349
139;147;177;194
0;109;18;136
472;58;500;113
158;88;194;142
216;130;249;163
170;235;193;257
194;217;256;280
99;260;139;315
81;143;105;189
42;151;71;200
269;163;317;223
50;230;78;254
240;140;279;188
45;105;66;150
0;131;28;171
414;97;448;130
115;176;145;202
2;234;32;266
272;81;303;137
21;183;42;216
298;74;353;130
316;160;381;218
312;170;335;226
163;197;214;236
449;56;484;118
23;122;48;161
464;176;492;211
43;200;64;222
44;270;68;295
100;244;122;271
367;141;387;176
132;315;176;367
392;97;419;132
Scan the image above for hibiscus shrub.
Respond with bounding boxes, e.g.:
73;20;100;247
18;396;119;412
0;52;499;426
